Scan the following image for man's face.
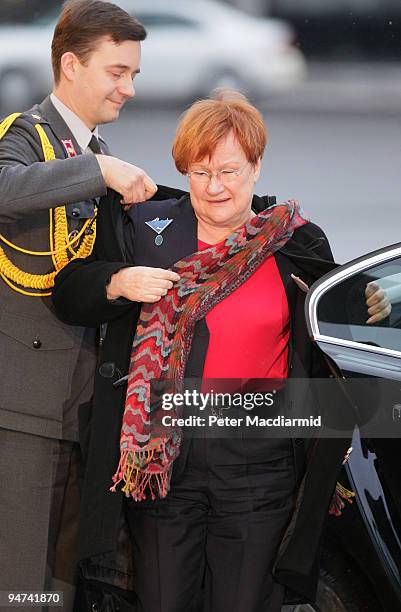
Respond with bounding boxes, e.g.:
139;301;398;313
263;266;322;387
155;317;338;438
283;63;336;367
69;36;141;128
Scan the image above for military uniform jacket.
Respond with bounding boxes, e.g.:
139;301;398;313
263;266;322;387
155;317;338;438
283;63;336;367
53;188;352;603
0;96;106;439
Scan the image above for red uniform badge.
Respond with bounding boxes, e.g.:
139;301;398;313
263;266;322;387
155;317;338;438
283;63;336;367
61;139;78;158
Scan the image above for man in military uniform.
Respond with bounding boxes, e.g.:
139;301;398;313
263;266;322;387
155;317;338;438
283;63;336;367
0;1;174;609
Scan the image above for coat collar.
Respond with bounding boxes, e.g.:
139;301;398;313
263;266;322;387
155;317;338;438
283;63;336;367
251;195;337;280
49;92;99;152
102;187;336;281
34;95;83;157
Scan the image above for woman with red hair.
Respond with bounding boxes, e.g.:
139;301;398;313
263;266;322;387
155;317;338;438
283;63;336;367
54;90;349;612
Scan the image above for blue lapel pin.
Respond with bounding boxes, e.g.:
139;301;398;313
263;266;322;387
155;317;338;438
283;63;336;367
145;217;173;246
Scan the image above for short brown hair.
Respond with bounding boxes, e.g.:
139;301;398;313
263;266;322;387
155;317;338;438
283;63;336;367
172;89;267;174
52;0;147;83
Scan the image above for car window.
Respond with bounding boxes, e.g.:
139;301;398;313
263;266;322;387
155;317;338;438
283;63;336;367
134;13;200;30
316;258;401;353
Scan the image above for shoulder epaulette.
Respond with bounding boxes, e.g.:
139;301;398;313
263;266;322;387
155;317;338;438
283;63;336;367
15;111;50;127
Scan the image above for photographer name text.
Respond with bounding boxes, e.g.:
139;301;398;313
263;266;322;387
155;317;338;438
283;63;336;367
162;415;322;428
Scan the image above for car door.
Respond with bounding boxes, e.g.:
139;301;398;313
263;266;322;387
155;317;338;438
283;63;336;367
305;243;401;609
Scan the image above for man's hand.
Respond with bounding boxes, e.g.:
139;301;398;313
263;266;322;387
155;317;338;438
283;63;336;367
107;266;180;303
96;155;157;207
365;281;391;325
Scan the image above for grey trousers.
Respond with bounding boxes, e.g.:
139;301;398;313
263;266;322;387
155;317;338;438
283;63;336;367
0;428;80;612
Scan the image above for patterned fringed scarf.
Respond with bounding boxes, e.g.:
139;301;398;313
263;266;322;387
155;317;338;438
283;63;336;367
111;200;307;501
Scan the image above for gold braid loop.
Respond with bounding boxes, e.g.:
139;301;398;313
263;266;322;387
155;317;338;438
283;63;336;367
0;114;97;296
0;249;56;288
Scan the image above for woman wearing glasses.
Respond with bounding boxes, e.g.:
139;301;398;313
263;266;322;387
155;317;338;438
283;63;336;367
53;90;350;612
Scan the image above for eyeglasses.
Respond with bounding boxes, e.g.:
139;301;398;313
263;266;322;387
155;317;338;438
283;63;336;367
186;162;249;184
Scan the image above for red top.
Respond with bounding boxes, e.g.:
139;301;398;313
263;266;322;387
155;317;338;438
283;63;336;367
198;239;290;381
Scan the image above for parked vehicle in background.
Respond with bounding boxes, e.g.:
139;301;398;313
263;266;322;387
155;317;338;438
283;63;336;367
0;0;306;113
269;0;401;60
0;15;53;114
121;0;306;102
0;0;57;24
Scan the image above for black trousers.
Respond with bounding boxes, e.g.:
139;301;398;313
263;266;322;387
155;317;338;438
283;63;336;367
126;437;296;612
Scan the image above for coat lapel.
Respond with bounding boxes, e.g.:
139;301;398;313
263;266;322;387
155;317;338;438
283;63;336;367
279;240;337;280
130;194;198;268
154;194;198;265
96;191;198;265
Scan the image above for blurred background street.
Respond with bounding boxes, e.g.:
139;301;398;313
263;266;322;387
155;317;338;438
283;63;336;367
1;0;400;263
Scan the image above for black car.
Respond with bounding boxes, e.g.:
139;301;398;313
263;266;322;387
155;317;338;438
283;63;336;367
289;242;401;612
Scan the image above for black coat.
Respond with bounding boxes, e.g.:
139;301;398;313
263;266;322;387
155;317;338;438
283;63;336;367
53;186;351;604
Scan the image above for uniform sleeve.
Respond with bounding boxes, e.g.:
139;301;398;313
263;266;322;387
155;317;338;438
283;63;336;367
0;121;106;224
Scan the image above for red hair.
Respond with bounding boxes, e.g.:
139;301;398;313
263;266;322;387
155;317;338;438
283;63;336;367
172;90;267;173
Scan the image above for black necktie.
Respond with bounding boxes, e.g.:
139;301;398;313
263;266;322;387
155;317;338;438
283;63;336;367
88;135;102;154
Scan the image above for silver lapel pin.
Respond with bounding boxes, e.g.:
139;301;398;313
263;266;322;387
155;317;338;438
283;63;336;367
145;217;173;246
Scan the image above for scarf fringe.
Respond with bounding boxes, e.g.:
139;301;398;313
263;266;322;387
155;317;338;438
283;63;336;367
110;444;170;501
329;481;355;517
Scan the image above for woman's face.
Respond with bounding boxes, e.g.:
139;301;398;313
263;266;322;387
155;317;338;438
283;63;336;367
188;130;261;233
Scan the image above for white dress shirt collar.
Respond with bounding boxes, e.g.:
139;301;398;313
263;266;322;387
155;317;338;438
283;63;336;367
50;93;99;152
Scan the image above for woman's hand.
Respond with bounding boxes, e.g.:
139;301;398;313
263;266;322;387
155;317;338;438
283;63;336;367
106;266;180;302
365;281;391;325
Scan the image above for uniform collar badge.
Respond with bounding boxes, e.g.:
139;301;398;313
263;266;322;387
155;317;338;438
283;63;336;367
61;139;78;158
